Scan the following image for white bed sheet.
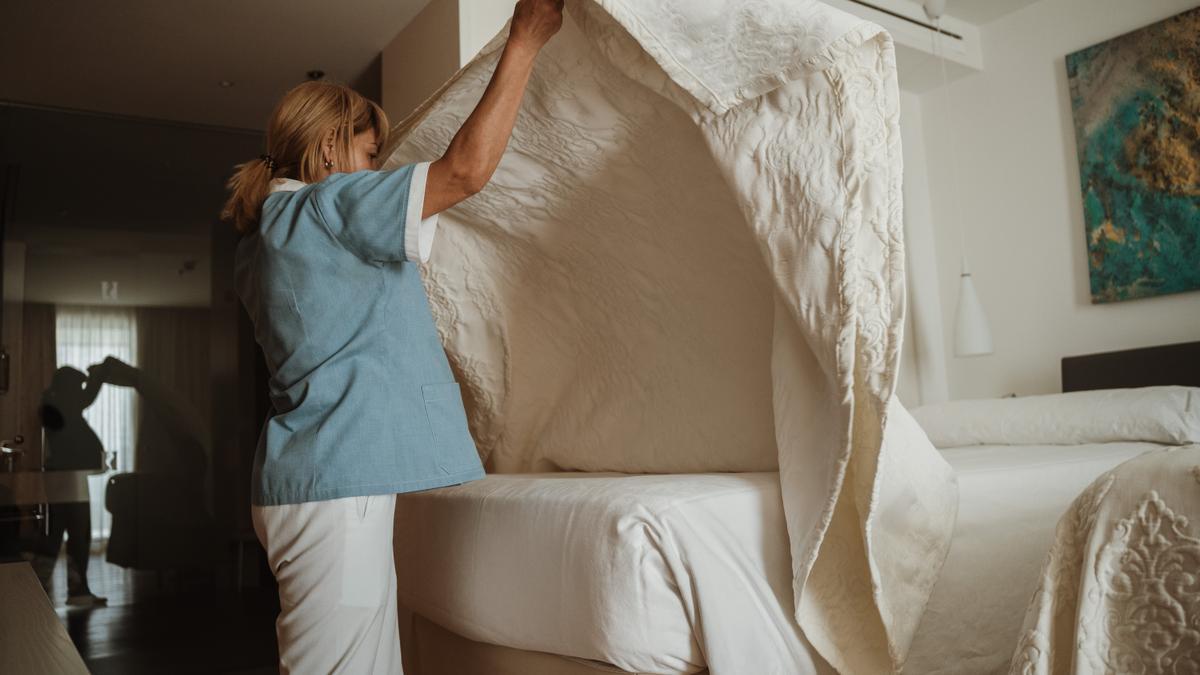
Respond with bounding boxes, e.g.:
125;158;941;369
904;441;1162;674
394;472;833;675
394;442;1159;675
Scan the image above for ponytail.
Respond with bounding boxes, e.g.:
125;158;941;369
221;80;390;235
221;156;276;235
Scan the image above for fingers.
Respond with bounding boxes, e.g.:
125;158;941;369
509;0;563;49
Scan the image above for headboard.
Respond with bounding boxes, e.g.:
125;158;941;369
1061;341;1200;392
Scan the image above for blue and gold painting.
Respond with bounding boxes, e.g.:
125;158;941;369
1066;7;1200;303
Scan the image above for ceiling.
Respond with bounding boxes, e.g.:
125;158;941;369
0;0;1049;132
0;0;431;131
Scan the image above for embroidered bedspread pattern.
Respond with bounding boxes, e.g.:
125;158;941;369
1009;445;1200;675
383;2;957;673
677;23;958;675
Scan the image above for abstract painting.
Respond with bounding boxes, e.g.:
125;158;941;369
1066;7;1200;303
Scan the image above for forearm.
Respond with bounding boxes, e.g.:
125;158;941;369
424;40;538;217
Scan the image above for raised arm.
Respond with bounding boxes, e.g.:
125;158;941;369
80;367;105;410
422;0;563;218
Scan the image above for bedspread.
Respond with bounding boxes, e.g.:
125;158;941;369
383;2;957;672
1009;444;1200;675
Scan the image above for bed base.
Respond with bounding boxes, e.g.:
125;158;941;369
399;609;707;675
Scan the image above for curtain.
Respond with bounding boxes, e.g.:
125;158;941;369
14;302;57;466
54;305;139;539
134;306;210;486
0;302;57;470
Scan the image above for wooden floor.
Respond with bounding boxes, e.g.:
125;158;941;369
45;552;281;675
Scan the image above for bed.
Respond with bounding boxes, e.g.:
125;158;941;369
907;385;1200;673
1005;343;1200;675
386;1;956;673
396;472;829;675
394;445;1171;675
395;342;1200;675
378;0;1198;670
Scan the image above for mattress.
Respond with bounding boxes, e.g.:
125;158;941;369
395;442;1162;675
394;472;833;675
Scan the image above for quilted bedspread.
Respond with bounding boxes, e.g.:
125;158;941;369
383;1;958;672
1010;444;1200;675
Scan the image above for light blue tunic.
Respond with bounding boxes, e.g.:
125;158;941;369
235;164;485;506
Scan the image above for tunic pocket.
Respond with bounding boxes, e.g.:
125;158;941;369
421;382;480;474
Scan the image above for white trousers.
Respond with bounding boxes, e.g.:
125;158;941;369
252;494;402;675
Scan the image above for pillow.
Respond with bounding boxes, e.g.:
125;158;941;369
911;386;1200;448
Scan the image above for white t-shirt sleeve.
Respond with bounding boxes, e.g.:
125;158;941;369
404;161;440;264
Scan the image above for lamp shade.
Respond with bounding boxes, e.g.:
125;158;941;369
954;257;993;357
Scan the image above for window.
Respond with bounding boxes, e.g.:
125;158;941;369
55;305;138;540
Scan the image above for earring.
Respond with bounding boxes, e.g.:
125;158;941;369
323;158;334;170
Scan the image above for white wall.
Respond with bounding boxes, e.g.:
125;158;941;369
381;0;514;124
458;1;515;66
898;90;951;407
381;0;461;125
920;0;1200;399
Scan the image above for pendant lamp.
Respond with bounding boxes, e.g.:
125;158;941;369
925;0;994;357
954;258;993;355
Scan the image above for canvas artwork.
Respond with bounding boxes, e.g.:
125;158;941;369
1066;7;1200;303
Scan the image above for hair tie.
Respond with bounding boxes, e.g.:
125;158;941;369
259;154;277;171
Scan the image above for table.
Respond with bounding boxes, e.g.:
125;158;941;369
0;562;90;674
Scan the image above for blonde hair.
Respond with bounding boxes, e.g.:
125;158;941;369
221;81;390;234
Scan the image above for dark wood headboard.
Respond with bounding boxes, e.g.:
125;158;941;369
1062;341;1200;392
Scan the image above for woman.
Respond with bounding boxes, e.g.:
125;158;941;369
222;1;563;671
35;366;108;607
